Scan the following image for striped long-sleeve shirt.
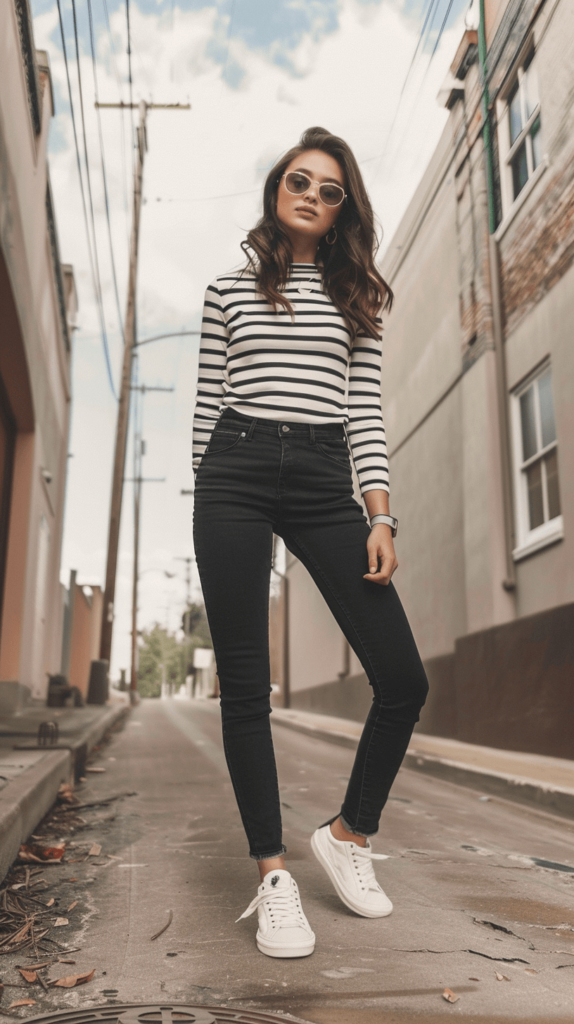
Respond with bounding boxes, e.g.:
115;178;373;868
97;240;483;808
192;263;389;495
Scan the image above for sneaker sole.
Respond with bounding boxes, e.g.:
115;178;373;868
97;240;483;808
311;828;393;919
256;935;315;958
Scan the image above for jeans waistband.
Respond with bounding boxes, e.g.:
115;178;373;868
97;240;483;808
219;407;346;441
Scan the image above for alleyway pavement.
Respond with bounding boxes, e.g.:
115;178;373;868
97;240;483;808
2;698;574;1024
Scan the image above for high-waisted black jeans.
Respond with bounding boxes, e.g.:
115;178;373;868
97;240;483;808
193;408;429;860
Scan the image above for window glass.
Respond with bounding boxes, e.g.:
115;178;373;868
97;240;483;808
526;460;544;529
520;385;538;460
545;450;561;520
537;369;556;447
530;116;542;170
512;143;528;198
509;84;523;145
525;60;539;119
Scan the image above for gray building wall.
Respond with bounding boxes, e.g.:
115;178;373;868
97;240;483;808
276;0;574;759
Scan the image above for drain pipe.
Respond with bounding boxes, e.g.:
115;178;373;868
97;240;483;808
478;0;517;593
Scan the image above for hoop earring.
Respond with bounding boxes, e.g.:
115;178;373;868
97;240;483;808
325;225;337;245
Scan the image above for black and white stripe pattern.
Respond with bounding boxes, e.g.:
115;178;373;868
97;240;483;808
192;263;389;495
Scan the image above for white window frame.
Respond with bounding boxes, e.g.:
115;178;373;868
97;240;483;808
511;363;563;562
496;45;546;226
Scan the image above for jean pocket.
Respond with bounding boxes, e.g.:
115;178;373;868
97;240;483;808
204;428;245;456
316;440;350;466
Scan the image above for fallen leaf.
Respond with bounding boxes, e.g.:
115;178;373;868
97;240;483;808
67;901;78;912
18;963;52;971
51;969;95;989
18;843;65;863
18;970;37;983
58;959;76;964
442;988;460;1003
54;917;69;927
8;1000;37;1009
86;767;106;773
46;898;55;907
495;972;510;982
58;784;77;804
11;883;26;890
89;843;102;856
69;877;78;882
525;969;538;975
469;977;480;981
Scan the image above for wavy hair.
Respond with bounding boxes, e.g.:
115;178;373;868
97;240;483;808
241;126;393;342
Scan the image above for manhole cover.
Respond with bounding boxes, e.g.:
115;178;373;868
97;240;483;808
17;1004;312;1024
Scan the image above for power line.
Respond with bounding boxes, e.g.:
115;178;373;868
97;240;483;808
87;0;125;342
370;0;441;184
56;0;117;397
101;0;131;241
125;0;136;185
71;0;117;395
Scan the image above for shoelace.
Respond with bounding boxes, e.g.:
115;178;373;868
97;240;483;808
350;846;389;892
236;880;306;928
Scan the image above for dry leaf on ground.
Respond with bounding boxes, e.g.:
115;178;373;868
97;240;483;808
86;767;106;773
67;901;78;911
54;917;69;927
9;1000;37;1009
495;971;510;981
51;969;95;989
89;843;102;856
524;969;538;975
442;988;460;1003
18;969;38;983
469;977;480;981
46;898;55;907
18;843;65;863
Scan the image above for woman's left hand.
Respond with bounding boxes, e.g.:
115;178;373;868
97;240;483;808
363;524;398;586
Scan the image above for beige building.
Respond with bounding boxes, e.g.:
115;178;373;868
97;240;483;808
273;0;574;759
0;0;77;712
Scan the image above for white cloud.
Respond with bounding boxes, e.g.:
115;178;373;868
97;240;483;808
34;0;465;675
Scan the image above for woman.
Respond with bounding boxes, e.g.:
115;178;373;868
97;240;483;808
192;126;428;959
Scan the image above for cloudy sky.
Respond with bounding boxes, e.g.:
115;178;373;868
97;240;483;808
31;0;471;677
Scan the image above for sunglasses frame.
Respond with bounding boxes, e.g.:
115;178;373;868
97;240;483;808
281;172;347;208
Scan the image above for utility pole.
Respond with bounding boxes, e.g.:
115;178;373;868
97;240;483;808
128;383;172;704
97;99;190;669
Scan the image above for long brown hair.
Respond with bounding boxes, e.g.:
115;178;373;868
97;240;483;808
241;126;393;342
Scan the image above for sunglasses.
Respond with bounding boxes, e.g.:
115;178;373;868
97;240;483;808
282;171;346;208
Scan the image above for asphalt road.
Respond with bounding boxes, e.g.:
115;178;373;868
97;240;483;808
6;698;574;1024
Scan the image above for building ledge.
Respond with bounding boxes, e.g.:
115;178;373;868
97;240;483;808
513;516;564;562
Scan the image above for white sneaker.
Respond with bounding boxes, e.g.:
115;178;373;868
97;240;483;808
236;869;315;958
311;823;393;918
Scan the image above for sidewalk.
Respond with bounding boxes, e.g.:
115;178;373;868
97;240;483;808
0;698;129;881
271;707;574;819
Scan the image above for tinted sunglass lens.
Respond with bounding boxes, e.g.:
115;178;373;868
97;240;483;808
319;184;344;206
285;172;310;194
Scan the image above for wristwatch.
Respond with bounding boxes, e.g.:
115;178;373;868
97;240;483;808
369;514;398;537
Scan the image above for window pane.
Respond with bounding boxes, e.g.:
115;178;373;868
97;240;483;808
526;460;544;529
537;369;556;447
530;115;542;169
545;450;561;520
509;84;523;145
520;385;538;460
524;60;539;118
512;143;529;198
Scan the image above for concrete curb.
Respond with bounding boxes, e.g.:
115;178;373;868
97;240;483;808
0;703;129;883
0;749;71;882
271;710;574;821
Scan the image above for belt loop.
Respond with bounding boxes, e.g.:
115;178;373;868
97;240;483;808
309;425;315;445
246;417;257;441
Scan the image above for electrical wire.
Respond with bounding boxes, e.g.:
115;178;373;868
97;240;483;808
101;0;131;242
71;0;118;396
384;0;459;175
56;0;117;397
369;0;442;184
87;0;125;342
126;0;136;185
